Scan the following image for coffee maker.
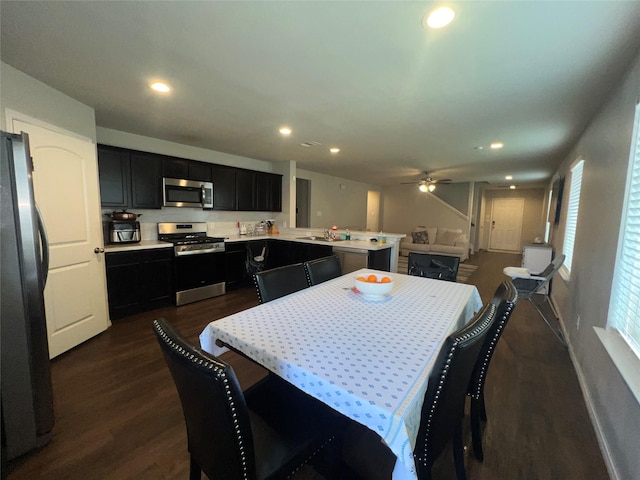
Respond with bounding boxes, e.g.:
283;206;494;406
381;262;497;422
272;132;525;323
108;221;141;244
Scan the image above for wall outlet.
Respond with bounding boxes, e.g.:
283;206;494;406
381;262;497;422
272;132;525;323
576;314;581;330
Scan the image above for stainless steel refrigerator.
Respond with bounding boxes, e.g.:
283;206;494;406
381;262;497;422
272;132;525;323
1;131;54;465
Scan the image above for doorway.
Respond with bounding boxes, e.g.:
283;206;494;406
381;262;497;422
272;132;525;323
296;178;310;228
489;197;524;252
366;190;380;232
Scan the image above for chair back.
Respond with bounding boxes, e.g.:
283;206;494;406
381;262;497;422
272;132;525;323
152;318;256;480
304;255;342;286
253;263;309;303
468;281;518;400
408;252;460;282
414;302;497;473
512;254;565;296
538;253;565;280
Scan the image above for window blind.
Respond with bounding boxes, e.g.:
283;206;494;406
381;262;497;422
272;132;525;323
562;159;584;272
609;103;640;357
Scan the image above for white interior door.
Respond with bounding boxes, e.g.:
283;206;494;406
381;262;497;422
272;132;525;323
11;118;110;358
489;197;524;252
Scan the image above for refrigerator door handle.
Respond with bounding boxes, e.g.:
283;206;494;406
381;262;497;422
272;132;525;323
35;203;49;288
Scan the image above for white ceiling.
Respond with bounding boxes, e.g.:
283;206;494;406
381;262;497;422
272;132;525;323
2;1;640;188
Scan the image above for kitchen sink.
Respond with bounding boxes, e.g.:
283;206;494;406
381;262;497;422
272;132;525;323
296;236;344;242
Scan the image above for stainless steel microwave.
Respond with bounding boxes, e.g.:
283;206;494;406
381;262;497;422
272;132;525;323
162;177;214;209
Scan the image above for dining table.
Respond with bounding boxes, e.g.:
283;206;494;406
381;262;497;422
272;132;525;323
199;268;483;480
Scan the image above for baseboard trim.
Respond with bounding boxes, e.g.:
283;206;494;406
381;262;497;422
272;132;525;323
554;300;620;480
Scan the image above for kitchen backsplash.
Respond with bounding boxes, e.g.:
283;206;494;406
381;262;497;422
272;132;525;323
102;208;288;241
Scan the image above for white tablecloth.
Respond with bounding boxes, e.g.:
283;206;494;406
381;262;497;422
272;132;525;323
200;269;482;480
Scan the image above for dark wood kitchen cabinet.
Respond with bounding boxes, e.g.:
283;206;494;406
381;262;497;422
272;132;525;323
98;145;162;209
98;144;281;212
162;157;212;181
105;248;174;319
130;151;162;209
224;241;248;288
98;145;130;208
269;240;331;268
212;164;237;211
236;169;282;212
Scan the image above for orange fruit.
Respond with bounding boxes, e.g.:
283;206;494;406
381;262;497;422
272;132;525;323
381;276;392;283
367;274;378;283
356;276;366;282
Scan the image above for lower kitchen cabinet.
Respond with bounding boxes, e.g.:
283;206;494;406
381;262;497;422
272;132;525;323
105;248;174;319
224;241;248;288
368;248;391;271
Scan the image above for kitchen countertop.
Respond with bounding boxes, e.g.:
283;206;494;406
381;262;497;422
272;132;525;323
104;235;393;253
104;240;172;253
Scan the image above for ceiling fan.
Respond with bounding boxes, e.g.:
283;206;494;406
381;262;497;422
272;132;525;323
401;171;452;192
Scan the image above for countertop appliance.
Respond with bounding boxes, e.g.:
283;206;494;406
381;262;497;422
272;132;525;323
158;222;226;305
1;131;54;462
109;220;141;244
162;177;213;209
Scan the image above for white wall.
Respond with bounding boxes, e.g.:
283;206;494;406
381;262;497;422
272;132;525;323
1;62;96;140
381;184;470;236
550;50;640;480
296;168;380;231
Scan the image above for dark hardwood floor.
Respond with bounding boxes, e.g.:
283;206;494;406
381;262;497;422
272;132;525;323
6;251;610;480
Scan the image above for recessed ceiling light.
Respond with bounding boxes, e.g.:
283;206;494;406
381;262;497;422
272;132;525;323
509;185;517;190
150;82;171;93
505;175;513;180
329;147;340;154
279;127;292;136
490;142;504;149
423;7;455;29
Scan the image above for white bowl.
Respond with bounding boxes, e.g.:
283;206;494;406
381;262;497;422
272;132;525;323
354;273;394;299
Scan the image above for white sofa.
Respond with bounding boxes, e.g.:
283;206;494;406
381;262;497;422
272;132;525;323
399;226;470;262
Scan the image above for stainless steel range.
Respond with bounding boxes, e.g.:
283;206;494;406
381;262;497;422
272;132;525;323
158;222;226;306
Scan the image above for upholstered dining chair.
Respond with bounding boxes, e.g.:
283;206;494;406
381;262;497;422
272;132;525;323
342;302;497;480
304;255;343;286
253;263;309;303
467;280;518;461
152;318;344;480
408;252;460;282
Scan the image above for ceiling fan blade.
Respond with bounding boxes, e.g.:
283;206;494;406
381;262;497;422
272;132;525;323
435;179;453;184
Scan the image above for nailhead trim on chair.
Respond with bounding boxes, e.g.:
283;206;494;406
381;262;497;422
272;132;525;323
413;304;496;467
470;306;515;399
252;273;265;304
153;320;252;480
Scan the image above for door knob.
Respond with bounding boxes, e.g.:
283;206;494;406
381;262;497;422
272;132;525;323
94;247;105;254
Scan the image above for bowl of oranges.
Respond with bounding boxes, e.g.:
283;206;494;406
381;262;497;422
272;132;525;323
354;272;394;300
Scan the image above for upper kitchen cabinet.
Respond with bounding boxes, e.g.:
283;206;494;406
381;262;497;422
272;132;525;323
162;156;212;181
212;164;237;211
236;169;282;212
98;145;130;208
97;145;162;209
129;151;162;209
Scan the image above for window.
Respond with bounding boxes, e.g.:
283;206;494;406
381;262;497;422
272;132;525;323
608;102;640;358
561;158;584;275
